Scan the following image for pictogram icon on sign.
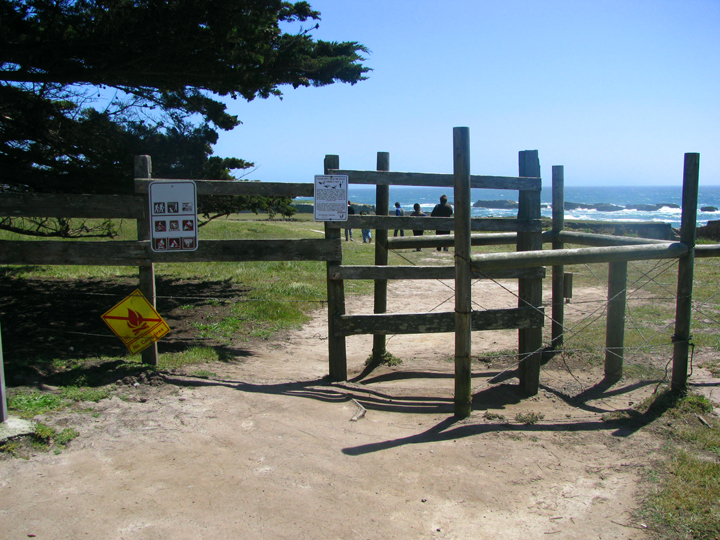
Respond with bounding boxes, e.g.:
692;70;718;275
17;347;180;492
101;290;170;353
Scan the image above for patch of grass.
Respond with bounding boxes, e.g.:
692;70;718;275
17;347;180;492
61;386;110;403
55;427;80;446
8;391;65;417
0;441;25;458
364;351;403;367
1;424;81;458
645;451;720;540
622;361;665;380
514;412;544;425
159;346;219;369
483;411;506;422
700;358;720;377
601;410;634;422
639;392;720;538
189;369;217;379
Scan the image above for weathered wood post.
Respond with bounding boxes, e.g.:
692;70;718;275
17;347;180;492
0;321;7;423
372;152;390;363
324;154;348;380
671;153;700;392
453;127;473;418
551;165;565;349
517;150;543;395
605;261;628;381
134;156;159;366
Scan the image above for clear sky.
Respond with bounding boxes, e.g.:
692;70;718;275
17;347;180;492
212;0;720;187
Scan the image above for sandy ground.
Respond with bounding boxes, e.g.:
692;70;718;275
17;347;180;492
3;267;712;540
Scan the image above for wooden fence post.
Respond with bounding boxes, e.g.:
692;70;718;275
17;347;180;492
517;150;543;395
324;154;348;380
551;165;565;349
134;155;159;366
605;261;627;381
372;152;390;363
672;153;700;392
0;320;7;423
453;128;473;418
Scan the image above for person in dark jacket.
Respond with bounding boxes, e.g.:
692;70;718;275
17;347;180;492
393;202;405;237
410;203;426;251
430;194;453;251
345;201;355;241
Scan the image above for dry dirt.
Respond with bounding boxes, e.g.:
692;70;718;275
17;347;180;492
1;269;715;540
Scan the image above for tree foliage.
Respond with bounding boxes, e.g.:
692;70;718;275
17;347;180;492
0;0;369;233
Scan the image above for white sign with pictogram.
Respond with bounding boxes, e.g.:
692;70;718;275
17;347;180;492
149;181;198;252
314;175;349;221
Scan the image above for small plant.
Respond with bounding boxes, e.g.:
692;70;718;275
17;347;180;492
32;423;56;449
514;412;544;425
55;428;80;446
364;351;403;367
483;411;506;422
0;441;24;458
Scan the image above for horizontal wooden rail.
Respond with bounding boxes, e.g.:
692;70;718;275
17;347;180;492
554;230;673;246
0;238;340;266
0;193;146;219
471;242;689;271
330;265;545;281
135;179;314;198
329;169;541;191
328;216;541;232
696;244;720;258
335;306;544;337
388;232;530;249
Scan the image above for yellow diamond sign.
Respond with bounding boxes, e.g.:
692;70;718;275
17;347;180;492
101;290;170;354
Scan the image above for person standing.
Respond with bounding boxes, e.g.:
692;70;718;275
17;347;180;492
361;211;372;243
410;203;426;251
345;201;355;241
430;194;453;251
393;202;405;237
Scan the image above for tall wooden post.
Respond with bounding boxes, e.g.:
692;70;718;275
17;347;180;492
324;154;348;380
551;166;565;349
517;150;543;395
134;156;159;366
453;128;473;418
0;321;7;423
372;152;390;363
671;153;700;392
605;261;627;381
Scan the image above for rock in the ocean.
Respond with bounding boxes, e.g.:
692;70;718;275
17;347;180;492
473;200;518;209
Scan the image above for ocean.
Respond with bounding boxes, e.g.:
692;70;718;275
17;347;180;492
336;184;720;228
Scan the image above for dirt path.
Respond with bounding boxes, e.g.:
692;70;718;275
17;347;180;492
0;277;676;539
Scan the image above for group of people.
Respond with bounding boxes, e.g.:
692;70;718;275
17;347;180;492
346;195;454;251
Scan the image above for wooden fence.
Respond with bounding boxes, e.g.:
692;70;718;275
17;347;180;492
0;156;329;423
2;132;718;422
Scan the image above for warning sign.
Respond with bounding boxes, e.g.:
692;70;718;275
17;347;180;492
101;290;170;354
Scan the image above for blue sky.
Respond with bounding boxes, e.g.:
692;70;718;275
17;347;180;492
212;0;720;187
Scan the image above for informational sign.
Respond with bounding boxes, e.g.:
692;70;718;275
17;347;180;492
149;181;198;252
314;175;349;221
101;290;170;354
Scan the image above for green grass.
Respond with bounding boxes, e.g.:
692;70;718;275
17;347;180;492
8;391;65;417
631;392;720;539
